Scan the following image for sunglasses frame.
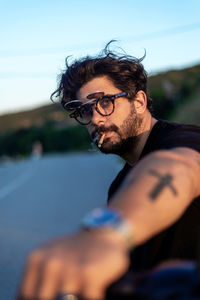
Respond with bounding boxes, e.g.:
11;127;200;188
64;91;127;125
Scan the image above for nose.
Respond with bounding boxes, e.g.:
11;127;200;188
90;107;105;126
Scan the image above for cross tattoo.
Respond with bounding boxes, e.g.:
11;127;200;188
149;169;177;200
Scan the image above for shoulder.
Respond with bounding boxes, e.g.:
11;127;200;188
149;120;200;153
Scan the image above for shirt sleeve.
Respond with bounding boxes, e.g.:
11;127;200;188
157;124;200;153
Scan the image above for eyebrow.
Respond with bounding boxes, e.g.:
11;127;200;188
86;91;104;99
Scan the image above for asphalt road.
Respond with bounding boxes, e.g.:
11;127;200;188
0;152;123;299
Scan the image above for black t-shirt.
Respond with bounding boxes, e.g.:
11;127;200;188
107;120;200;272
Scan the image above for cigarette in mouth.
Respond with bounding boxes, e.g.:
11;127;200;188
98;133;105;148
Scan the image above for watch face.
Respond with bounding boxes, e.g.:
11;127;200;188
82;208;121;228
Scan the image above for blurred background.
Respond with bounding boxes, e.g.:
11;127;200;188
0;0;200;298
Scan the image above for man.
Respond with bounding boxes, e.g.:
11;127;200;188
18;44;200;300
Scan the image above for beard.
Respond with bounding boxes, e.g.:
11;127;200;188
93;105;143;156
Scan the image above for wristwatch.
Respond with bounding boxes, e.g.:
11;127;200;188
81;207;134;250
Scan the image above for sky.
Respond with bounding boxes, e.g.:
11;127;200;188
0;0;200;115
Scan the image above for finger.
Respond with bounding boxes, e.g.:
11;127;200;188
80;253;130;300
79;268;106;300
18;249;44;299
59;267;81;296
56;294;80;300
36;256;63;300
82;282;105;300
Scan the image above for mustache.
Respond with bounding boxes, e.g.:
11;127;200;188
91;124;119;139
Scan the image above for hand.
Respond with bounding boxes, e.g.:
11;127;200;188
17;230;130;300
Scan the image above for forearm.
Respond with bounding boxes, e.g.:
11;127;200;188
109;147;200;247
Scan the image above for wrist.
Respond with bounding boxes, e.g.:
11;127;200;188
81;207;135;251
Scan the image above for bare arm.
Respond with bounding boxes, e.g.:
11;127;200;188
17;147;200;300
109;147;200;246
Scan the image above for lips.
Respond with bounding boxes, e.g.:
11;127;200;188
93;132;104;143
103;131;113;137
93;131;113;144
92;125;117;142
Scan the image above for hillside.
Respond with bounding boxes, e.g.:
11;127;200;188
148;63;200;124
0;63;199;158
0;63;200;133
0;102;73;134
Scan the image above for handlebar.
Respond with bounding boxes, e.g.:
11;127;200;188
22;261;200;300
105;261;200;299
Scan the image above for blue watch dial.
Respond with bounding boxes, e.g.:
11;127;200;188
82;208;122;228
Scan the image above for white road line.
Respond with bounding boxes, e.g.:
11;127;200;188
0;167;36;200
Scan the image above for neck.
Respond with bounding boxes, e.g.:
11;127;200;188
121;114;157;166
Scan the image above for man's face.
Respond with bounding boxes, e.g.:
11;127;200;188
77;76;142;155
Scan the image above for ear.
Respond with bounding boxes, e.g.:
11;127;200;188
133;90;147;115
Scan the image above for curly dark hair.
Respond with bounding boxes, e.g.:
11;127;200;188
51;41;153;112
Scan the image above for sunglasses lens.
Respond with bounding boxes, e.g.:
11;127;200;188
97;97;113;115
66;93;117;124
64;100;83;111
76;103;93;124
